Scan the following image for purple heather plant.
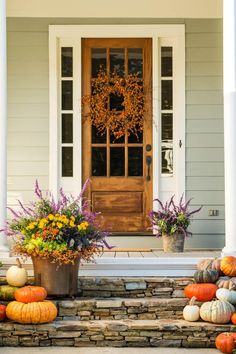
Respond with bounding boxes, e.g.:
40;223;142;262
149;195;202;238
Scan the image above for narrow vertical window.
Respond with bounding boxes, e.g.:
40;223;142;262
61;47;73;177
161;47;173;175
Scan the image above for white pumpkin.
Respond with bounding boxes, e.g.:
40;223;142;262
216;288;236;304
6;258;28;287
200;300;235;324
183;296;200;322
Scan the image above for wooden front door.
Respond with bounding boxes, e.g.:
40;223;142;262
82;38;152;232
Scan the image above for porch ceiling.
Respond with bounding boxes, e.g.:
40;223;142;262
7;0;222;19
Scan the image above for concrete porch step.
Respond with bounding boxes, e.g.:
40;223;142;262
55;297;189;321
0;319;234;347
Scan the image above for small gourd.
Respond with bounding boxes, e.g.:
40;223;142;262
184;283;218;302
200;300;235;324
0;285;19;300
15;286;47;303
197;258;222;273
183;296;200;322
216;288;236;304
6;258;28;287
194;269;219;283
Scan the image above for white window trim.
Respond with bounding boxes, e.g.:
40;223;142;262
49;24;185;202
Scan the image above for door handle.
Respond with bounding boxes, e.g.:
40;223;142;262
146;156;152;181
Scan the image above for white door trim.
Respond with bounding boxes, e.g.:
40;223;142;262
49;24;185;202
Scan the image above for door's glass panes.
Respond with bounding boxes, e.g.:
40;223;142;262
110;132;125;144
110;148;125;176
110;48;125;76
92;148;107;176
161;47;172;77
61;47;73;77
92;126;106;144
161;145;173;174
109;93;124;111
161;80;173;110
128;147;143;176
62;114;73;143
128;130;143;143
128;48;143;78
61;81;73;110
92;48;106;77
62;147;73;177
161;114;173;141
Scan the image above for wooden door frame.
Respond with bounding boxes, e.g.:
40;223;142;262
49;25;185;207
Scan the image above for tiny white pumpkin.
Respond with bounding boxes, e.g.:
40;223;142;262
183;296;200;322
6;258;28;287
216;288;236;304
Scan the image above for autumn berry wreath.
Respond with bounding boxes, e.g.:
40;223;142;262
83;69;145;139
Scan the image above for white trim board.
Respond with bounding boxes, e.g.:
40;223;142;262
49;24;185;205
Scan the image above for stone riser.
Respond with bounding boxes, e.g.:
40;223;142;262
56;298;189;321
0;319;235;347
76;277;193;298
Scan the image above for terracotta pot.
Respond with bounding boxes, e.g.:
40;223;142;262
32;256;80;297
162;233;185;252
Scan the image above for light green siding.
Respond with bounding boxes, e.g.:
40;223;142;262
7;18;224;249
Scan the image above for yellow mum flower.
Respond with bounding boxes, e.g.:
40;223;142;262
78;221;89;231
57;222;63;229
69;221;75;227
70;216;75;222
48;214;54;221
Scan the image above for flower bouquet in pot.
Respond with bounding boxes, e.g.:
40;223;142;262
3;180;110;296
148;195;201;253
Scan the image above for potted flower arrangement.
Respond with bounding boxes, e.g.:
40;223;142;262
3;180;110;296
148;195;201;253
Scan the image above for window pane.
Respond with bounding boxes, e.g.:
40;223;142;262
109;93;124;111
128;48;143;78
161;80;173;110
92;48;106;77
110;48;125;76
92;126;106;144
62;114;73;143
128;130;143;143
62;81;73;110
92;148;107;176
61;47;73;77
161;47;172;77
110;148;125;176
161;145;173;174
161;114;173;141
128;147;143;176
62;147;73;177
110;132;125;144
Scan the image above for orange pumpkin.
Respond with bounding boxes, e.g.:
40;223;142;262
221;256;236;277
15;286;47;303
231;313;236;325
6;300;57;324
215;332;235;354
184;283;218;301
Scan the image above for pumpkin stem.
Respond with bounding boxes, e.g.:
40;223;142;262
189;296;197;306
16;258;22;268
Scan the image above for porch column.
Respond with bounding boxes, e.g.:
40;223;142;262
0;0;9;256
222;0;236;256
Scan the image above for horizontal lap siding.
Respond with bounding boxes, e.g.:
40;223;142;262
7;18;224;248
185;19;224;249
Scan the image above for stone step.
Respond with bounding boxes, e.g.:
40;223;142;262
55;297;189;321
0;319;234;347
0;276;193;299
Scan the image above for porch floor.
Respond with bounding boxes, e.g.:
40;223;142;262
0;249;221;277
